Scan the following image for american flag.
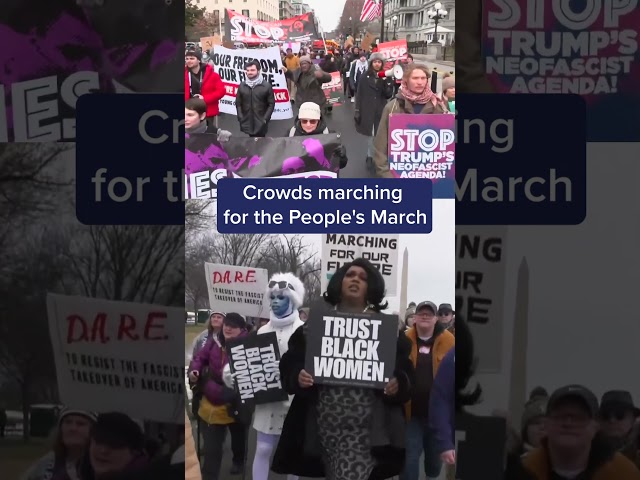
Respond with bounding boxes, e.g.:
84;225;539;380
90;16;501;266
360;0;382;22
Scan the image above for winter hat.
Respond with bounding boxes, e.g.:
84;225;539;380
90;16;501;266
369;52;385;63
92;412;145;451
223;312;247;330
267;272;305;310
210;311;226;317
520;397;547;442
299;55;312;64
442;73;455;92
405;306;416;321
58;407;97;425
185;49;202;61
298;102;321;120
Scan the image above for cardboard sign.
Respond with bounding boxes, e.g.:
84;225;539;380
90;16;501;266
456;412;506;479
360;32;376;52
200;35;221;51
227;332;288;405
204;263;270;317
304;307;398;388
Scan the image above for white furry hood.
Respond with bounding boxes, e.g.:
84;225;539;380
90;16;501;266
266;272;305;310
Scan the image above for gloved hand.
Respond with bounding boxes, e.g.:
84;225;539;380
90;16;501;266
217;129;232;143
333;144;348;169
222;363;234;388
354;112;361;125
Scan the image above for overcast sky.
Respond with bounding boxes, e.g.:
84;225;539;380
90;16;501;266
306;0;345;32
469;144;640;415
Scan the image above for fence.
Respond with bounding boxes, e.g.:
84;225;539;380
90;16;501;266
408;42;455;61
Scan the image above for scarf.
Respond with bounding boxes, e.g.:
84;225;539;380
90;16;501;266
269;308;300;329
245;74;263;89
355;59;367;75
400;80;441;106
186;121;207;135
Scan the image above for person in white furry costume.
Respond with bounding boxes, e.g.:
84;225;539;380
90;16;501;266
223;272;304;480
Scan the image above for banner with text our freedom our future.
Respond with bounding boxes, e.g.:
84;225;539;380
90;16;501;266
226;9;319;43
46;294;184;424
185;134;341;200
204;263;270;318
304;308;398;388
482;0;640;141
227;332;288;406
210;46;293;120
388;114;455;198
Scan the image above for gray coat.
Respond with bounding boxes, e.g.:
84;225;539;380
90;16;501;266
287;67;332;107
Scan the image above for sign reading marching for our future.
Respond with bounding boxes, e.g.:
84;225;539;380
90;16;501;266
456;226;507;373
304;308;398;388
388;114;455;198
185;134;341;200
227;332;288;405
456;412;506;480
482;0;639;141
204;263;270;318
210;45;292;120
320;234;399;296
46;294;184;423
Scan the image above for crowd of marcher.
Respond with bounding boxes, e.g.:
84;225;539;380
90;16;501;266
186;258;456;480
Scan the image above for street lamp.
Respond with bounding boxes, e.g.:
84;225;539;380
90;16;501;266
428;1;448;45
385;19;390;40
392;15;398;40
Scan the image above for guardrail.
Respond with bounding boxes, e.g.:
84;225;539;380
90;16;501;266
408;42;455;61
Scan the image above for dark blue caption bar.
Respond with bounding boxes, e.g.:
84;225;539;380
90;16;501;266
456;94;586;225
216;178;433;234
76;94;184;225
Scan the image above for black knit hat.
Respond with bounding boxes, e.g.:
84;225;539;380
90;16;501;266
223;312;247;330
91;412;145;451
185;49;202;61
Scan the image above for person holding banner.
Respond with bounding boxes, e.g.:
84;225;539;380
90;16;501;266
235;60;276;138
353;52;395;172
373;64;447;178
184;49;226;129
189;313;249;479
272;258;414;480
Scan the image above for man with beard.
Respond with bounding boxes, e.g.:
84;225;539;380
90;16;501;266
184;49;226;128
235;60;275;138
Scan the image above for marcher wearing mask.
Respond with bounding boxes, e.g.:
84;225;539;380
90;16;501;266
184;98;232;142
235;60;275;138
505;386;640;479
440;73;455;113
283;56;332;112
599;391;640;469
287;102;349;170
348;53;369;104
354;52;394;171
184;50;226;128
373;64;447;178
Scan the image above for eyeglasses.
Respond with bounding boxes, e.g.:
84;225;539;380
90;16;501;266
269;281;295;291
415;312;435;318
300;119;318;124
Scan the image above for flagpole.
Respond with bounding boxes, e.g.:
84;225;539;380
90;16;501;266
380;0;385;43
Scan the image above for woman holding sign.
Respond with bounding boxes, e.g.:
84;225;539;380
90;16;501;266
272;258;414;480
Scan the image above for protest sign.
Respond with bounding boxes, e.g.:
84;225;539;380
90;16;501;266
456;412;506;480
482;0;639;141
185;134;341;200
46;294;184;423
227;332;288;405
360;32;376;52
321;234;399;296
210;45;293;120
388;114;455;198
455;226;507;373
322;72;343;105
282;41;301;54
204;263;270;318
305;308;398;388
200;35;221;51
226;9;319;43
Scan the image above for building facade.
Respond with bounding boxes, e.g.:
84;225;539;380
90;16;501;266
383;0;454;44
279;0;294;19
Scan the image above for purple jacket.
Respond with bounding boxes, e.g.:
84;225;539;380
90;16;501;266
189;332;247;405
429;347;455;453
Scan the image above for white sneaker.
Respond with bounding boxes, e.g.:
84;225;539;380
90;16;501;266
351;97;355;103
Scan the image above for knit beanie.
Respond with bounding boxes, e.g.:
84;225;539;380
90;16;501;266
298;101;321;120
223;312;247;330
520;397;547;439
405;306;416;321
266;272;305;310
442;73;455;92
185;49;202;61
299;55;312;64
58;407;97;425
369;52;385;63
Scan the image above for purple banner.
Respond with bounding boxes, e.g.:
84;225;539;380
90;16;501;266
387;114;455;199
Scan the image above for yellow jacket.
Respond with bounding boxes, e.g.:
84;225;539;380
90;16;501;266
285;55;300;71
185;412;202;480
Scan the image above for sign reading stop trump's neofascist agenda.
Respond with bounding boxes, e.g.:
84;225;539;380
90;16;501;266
227;332;288;405
304;308;398;388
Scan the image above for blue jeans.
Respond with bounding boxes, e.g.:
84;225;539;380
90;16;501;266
401;418;442;480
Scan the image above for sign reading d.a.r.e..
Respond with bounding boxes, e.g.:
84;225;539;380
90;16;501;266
227;332;287;405
304;308;398;388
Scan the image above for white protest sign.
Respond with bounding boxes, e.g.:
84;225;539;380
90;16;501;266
204;263;270;318
282;42;301;54
321;234;399;296
46;294;184;424
455;226;508;373
210;46;293;120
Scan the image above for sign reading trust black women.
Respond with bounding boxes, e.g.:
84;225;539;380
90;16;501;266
227;331;288;405
456;412;506;480
185;134;342;200
304;308;398;388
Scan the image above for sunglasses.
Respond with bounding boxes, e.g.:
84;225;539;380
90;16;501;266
269;281;295;291
602;409;631;421
300;119;318;124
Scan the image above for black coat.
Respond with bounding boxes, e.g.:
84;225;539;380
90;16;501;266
271;323;414;479
355;71;395;137
235;80;275;136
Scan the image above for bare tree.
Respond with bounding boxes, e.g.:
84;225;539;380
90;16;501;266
185;199;215;239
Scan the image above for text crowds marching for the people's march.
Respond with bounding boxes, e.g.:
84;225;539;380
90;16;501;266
47;294;184;423
227;332;287;405
204;263;270;318
304;308;398;388
321;233;400;296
